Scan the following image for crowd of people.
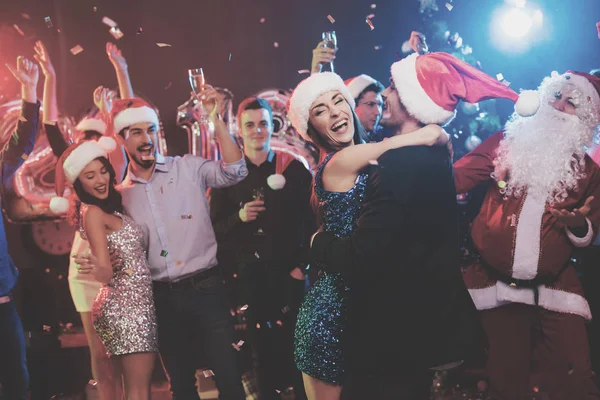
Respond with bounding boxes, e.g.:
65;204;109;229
1;30;600;400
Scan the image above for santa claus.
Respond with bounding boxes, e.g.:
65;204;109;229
455;70;600;399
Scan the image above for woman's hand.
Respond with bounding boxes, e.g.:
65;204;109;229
106;42;128;71
72;252;114;283
33;41;55;78
93;85;114;116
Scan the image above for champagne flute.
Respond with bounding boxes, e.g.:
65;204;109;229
252;187;265;235
321;31;337;73
188;68;210;123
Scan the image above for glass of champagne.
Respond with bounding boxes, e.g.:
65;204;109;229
252;187;265;235
321;31;337;73
188;68;210;123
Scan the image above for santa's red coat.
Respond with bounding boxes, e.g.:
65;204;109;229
454;131;600;319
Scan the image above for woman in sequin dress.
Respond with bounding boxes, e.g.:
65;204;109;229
50;138;157;400
287;72;448;399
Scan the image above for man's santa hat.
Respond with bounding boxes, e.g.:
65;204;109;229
390;52;540;125
563;71;600;121
108;98;160;136
49;137;117;214
288;72;355;140
344;74;379;100
75;117;107;134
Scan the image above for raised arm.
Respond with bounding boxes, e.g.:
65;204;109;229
33;41;58;124
203;86;244;163
82;206;116;283
323;124;446;188
93;86;127;183
106;43;134;99
2;57;39;183
311;41;337;75
453;130;503;193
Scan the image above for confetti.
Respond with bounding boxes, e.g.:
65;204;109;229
276;320;283;326
374;45;382;50
256;323;261;329
501;80;511;87
45;16;53;28
164;81;172;90
45;268;51;273
281;305;290;314
21;13;31;20
367;13;375;19
365;17;374;30
240;304;249;311
202;370;215;378
102;16;117;28
445;2;453;11
327;15;335;23
109;26;124;40
597;22;600;39
70;45;84;55
371;3;377;8
13;24;25;36
160;250;168;257
137;27;143;35
260;17;266;24
228;53;232;61
156;43;172;47
297;69;310;74
273;42;279;48
254;251;260;259
58;274;63;280
175;260;184;268
93;6;97;12
496;73;504;81
43;325;52;332
20;153;28;160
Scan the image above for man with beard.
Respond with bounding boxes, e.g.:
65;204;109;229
454;71;600;399
76;95;248;399
309;52;537;399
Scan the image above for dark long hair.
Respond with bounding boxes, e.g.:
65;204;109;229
306;106;368;224
68;156;124;228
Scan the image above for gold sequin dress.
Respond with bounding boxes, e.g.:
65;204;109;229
82;210;158;356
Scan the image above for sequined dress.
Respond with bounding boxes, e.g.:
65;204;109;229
81;209;158;356
294;153;368;384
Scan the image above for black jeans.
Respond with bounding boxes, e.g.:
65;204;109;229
153;269;245;400
0;298;29;400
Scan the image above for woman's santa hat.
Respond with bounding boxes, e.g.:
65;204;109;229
75;117;107;134
288;72;355;141
344;74;379;101
390;52;540;125
108;98;160;136
49;137;117;214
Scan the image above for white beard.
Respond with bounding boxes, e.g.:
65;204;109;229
493;105;594;205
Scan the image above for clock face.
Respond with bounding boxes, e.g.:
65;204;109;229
32;220;76;256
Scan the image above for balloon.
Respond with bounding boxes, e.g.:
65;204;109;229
465;135;482;151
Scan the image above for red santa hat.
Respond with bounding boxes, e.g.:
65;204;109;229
75;117;107;134
49;137;117;214
288;72;355;140
390;52;540;125
344;74;379;100
109;98;160;136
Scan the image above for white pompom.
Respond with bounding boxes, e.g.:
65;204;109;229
49;197;70;214
97;136;117;153
267;174;286;190
515;90;540;117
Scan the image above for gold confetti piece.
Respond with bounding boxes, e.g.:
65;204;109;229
123;269;134;275
273;42;279;48
366;17;374;30
202;370;215;378
367;13;375;19
327;15;335;23
445;2;453;10
260;17;266;23
156;43;172;47
109;26;124;40
13;24;25;36
21;13;31;20
496;73;504;81
102;16;117;28
43;325;51;332
298;69;310;74
20;153;28;160
70;45;84;55
45;16;53;28
374;45;382;50
371;3;377;8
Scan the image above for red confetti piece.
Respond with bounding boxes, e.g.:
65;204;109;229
327;15;335;23
366;17;374;30
13;24;25;36
273;42;279;48
374;45;382;50
367;13;375;19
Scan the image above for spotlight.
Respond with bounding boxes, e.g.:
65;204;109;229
502;7;533;38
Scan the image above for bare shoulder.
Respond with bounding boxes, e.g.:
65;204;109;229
83;204;106;227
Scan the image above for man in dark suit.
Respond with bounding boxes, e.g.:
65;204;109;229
309;52;539;399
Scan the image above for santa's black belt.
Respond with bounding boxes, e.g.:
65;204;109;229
479;261;569;305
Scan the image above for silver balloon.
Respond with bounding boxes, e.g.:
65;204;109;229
464;135;482;151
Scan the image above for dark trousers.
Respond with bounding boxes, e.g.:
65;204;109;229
239;262;307;400
481;303;600;400
340;370;432;400
153;269;245;400
0;298;29;400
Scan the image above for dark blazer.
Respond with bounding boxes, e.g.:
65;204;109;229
311;145;486;376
